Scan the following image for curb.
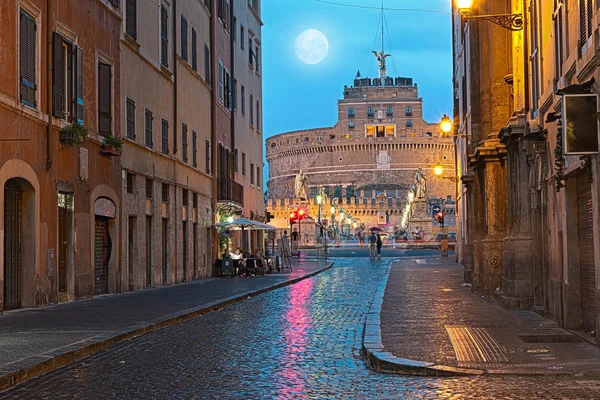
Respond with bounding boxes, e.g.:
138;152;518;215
362;263;484;377
0;262;335;392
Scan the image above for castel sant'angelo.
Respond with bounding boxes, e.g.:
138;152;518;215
266;51;456;239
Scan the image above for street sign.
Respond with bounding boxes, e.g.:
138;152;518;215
432;205;441;214
563;94;600;155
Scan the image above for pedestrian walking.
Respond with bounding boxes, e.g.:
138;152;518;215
376;234;383;259
368;231;377;260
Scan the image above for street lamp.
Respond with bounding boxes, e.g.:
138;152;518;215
434;163;444;176
455;0;524;31
440;114;453;136
408;191;415;203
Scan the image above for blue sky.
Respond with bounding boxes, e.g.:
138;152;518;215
261;0;454;139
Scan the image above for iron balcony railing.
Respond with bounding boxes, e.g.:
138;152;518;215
217;177;244;206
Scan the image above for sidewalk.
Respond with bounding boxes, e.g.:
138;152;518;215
0;258;333;391
364;257;600;376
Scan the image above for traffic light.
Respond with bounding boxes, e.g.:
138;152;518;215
436;212;445;228
266;211;274;223
298;208;306;221
289;211;298;225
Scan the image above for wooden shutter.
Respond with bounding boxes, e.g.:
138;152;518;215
587;0;593;40
160;5;168;66
126;0;137;40
53;32;65;118
98;62;112;136
181;17;188;62
580;0;587;44
192;28;197;71
204;45;211;84
75;47;84;125
19;10;36;107
182;123;188;162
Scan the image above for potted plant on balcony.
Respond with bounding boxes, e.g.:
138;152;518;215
59;122;89;146
100;136;123;156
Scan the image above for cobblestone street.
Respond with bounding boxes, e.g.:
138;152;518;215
4;258;600;399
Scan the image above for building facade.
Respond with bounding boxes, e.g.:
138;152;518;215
120;0;214;291
454;0;600;345
0;0;122;311
266;66;455;238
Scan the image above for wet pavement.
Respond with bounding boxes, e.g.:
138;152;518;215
4;258;600;399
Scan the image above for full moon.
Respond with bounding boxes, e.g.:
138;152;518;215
295;29;329;65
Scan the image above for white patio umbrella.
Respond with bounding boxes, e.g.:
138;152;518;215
212;218;275;256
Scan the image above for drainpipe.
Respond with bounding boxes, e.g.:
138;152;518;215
172;0;179;282
46;0;53;170
210;1;218;264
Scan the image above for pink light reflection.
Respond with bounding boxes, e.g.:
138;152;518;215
276;278;314;399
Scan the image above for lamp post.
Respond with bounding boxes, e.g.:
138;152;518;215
455;0;524;31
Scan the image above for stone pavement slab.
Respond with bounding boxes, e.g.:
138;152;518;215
0;258;332;391
366;257;600;376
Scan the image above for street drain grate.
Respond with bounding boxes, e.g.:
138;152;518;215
446;325;509;363
519;334;583;343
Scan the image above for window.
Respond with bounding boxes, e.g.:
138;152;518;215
406;120;413;127
145;109;153;148
580;0;593;46
205;140;211;174
242;152;246;176
191;27;197;71
234;148;239;173
182;123;188;163
387;106;393;116
256;100;260;131
241;26;245;50
53;33;84;123
531;0;540;110
257;166;261;188
192;130;198;167
127;173;135;194
98;62;112;136
162;183;169;203
405;106;412;116
426;131;433;137
126;0;137;39
204;45;211;84
255;45;260;73
349;121;355;129
161;119;169;154
248;37;253;65
160;5;169;67
348;108;355;118
367;107;374;117
20;10;37;108
182;189;189;206
554;2;564;78
204;0;211;9
241;85;246;115
224;69;232;109
146;178;153;199
218;60;223;102
193;192;198;209
250;163;255;185
181;16;188;62
126;99;135;139
250;94;254;126
233;79;238;110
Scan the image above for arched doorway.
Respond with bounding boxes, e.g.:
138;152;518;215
3;178;35;310
94;197;116;295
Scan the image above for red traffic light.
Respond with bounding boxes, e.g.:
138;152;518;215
289;212;297;220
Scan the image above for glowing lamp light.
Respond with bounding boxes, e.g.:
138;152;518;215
330;206;336;214
340;212;345;220
456;0;472;15
440;114;453;135
434;163;444;176
346;218;352;224
408;191;415;202
226;217;234;223
298;209;305;216
353;222;357;228
316;195;323;204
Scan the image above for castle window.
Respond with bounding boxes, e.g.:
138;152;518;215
330;134;335;139
425;131;432;137
367;107;374;117
348;107;355;118
349;121;355;129
387;106;393;116
270;142;276;148
406;106;412;116
406;120;413;127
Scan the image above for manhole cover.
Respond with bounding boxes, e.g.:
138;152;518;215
519;335;583;343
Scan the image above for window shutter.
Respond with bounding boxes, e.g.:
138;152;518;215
20;10;36;108
75;46;84;125
580;0;587;44
98;62;112;136
192;28;197;71
126;0;137;40
181;17;188;62
204;45;211;84
160;6;169;67
587;0;593;40
53;32;65;118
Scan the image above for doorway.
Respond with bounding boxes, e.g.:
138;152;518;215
4;180;22;310
58;192;73;298
94;217;111;295
577;174;596;332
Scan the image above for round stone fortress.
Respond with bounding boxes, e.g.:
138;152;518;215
266;70;456;235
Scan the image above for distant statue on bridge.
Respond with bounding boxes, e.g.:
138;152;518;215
295;169;308;202
415;167;427;199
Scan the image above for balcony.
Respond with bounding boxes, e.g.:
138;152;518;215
217;177;244;207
